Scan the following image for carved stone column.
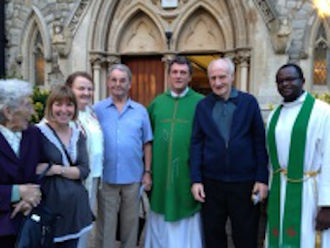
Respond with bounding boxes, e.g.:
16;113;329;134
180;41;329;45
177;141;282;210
235;50;251;92
90;53;120;102
90;53;105;103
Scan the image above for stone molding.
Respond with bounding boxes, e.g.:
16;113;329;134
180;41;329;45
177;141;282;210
89;52;120;66
67;0;91;35
253;0;277;27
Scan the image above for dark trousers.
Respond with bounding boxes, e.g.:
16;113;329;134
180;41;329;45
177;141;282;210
0;235;16;248
54;238;78;248
202;178;260;248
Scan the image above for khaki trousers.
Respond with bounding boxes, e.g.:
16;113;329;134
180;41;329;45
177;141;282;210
95;182;140;248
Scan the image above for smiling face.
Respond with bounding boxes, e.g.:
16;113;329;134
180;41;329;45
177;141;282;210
276;66;305;102
71;76;93;110
50;99;76;126
107;69;131;100
208;60;234;100
168;62;191;94
5;97;34;132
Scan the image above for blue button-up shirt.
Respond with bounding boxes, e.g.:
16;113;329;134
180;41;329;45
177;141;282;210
93;97;153;184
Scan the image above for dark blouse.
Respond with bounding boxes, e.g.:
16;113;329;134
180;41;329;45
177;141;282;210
38;123;93;243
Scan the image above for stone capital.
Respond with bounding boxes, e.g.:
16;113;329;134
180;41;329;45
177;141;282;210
106;55;121;65
162;53;176;64
235;49;251;66
89;53;106;65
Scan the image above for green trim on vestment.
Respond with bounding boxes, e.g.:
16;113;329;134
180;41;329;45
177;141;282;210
267;93;315;247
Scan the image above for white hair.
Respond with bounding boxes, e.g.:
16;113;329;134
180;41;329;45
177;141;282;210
0;79;33;123
207;58;235;76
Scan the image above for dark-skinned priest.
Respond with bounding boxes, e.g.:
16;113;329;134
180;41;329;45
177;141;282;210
267;64;330;247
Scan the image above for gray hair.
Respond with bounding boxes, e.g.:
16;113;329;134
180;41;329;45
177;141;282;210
0;79;33;123
107;64;132;83
208;58;235;76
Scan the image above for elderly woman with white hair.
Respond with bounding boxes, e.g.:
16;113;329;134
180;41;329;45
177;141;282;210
0;79;44;248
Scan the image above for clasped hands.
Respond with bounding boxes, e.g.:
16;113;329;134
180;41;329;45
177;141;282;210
11;184;41;218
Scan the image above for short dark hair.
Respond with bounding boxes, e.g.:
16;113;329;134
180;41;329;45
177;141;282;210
168;56;193;75
65;71;93;88
45;85;78;121
276;63;304;81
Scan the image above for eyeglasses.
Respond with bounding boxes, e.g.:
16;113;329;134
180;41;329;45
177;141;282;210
276;77;301;84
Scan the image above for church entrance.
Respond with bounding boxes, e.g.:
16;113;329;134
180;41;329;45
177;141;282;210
122;54;225;107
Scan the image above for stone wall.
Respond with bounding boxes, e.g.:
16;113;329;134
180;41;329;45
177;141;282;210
4;0;329;107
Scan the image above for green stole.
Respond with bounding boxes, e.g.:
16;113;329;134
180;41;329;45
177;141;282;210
267;93;315;248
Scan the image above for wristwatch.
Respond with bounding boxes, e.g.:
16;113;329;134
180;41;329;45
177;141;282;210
144;169;152;174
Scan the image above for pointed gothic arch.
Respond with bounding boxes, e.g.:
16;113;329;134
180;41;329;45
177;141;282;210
108;4;166;53
20;6;52;85
114;10;165;53
313;24;328;86
88;0;119;51
305;15;330;90
173;2;234;52
227;0;249;48
176;9;224;53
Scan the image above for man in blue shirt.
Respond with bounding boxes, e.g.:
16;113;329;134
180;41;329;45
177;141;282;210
94;64;153;248
190;58;268;248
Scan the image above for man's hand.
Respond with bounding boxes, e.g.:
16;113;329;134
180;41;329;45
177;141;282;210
252;182;268;202
316;207;330;231
142;172;152;191
19;184;41;207
191;183;205;203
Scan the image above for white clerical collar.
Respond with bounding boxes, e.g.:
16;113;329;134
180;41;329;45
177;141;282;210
282;92;307;108
171;87;189;98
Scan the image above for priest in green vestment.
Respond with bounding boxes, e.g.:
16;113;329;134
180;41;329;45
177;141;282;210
144;56;204;248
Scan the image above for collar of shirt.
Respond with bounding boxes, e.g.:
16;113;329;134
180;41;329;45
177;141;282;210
0;124;22;140
171;87;189;98
0;124;22;156
106;97;136;109
282;91;307;109
213;87;239;103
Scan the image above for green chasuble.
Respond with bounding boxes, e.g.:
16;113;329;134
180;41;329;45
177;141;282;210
148;88;204;222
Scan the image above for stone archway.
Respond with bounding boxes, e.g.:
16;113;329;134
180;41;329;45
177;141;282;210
20;7;52;85
89;0;254;102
